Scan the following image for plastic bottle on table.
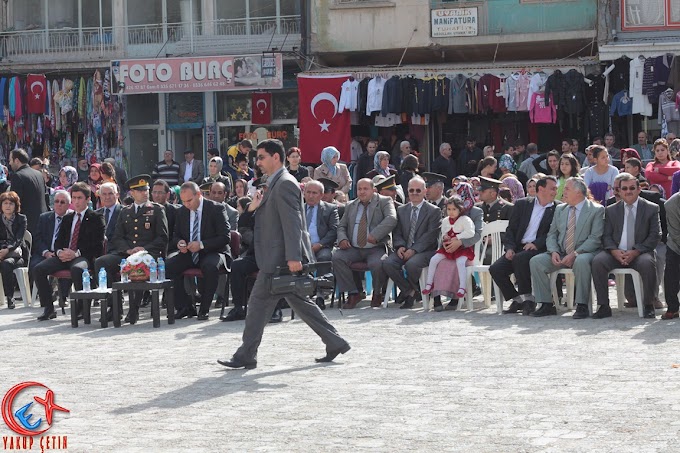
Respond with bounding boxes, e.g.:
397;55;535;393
149;259;157;283
98;267;107;290
157;258;165;281
82;269;91;292
120;259;128;283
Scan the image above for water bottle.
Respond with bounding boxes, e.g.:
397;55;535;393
149;259;157;283
157;258;165;281
98;267;107;290
120;259;128;283
82;269;91;292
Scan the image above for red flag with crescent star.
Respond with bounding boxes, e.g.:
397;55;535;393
26;74;47;114
298;75;351;163
251;92;271;125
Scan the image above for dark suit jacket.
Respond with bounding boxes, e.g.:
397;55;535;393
307;201;339;249
393;201;441;253
172;197;231;262
161;203;179;253
430;155;457;190
9;165;47;234
606;190;667;243
603;197;660;254
54;209;105;265
0;212;27;259
34;211;56;257
504;197;559;253
96;204;122;247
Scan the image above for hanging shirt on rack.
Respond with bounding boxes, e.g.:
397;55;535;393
544;70;565;108
505;73;520;111
411;113;430;126
431;77;450;113
529;92;556;124
466;77;479;115
357;77;370;116
629;57;653;117
659;89;680;125
562;69;586;115
448;74;468;114
651;54;674;101
381;76;403;115
584;73;605;106
527;72;548;110
609;90;633;117
642;57;655;104
366;76;386;115
515;73;531;112
338;78;359;113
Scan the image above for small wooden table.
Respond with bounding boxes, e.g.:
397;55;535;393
111;280;175;328
69;288;113;328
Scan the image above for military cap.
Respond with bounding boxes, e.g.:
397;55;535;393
127;174;151;190
199;182;213;194
479;176;503;191
251;177;267;189
317;177;339;193
375;174;397;192
421;172;447;187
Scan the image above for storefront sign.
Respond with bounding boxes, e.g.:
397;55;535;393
431;7;478;37
206;125;216;149
111;54;283;95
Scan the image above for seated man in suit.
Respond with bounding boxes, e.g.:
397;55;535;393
529;177;604;319
477;176;514;223
332;178;397;309
591;173;661;319
382;176;441;309
423;172;447;212
96;182;122;248
167;181;231;320
490;176;559;316
33;183;105;321
207;181;239;231
30;190;72;273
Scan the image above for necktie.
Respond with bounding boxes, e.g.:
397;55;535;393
564;206;576;254
357;204;368;248
105;208;111;226
626;204;635;251
306;205;313;229
407;206;418;247
52;216;62;250
191;210;200;264
69;214;82;251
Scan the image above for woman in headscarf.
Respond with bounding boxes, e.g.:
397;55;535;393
53;165;79;209
202;156;233;195
87;163;103;206
313;146;352;194
498;154;517;177
366;150;398;180
501;176;525;202
0;191;27;309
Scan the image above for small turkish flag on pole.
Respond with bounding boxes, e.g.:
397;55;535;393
251;92;271;125
298;75;351;163
26;74;47;114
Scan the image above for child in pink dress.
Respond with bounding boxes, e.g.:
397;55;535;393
422;196;475;298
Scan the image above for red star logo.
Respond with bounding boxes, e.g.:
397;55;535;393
33;389;69;425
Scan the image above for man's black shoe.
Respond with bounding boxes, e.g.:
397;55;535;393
643;305;656;319
217;357;257;369
175;308;197;319
197;313;209;321
473;286;482;297
572;304;589;319
7;299;15;309
37;307;56;321
445;300;458;311
315;344;351;363
502;300;523;314
395;290;411;306
125;309;139;325
222;307;246;322
522;301;536;316
269;308;283;323
399;296;415;309
315;296;326;310
592;304;612;319
531;303;557;317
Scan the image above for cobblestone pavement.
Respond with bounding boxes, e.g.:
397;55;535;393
1;293;679;453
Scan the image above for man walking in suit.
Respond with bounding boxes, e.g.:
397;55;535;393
8;148;47;234
382;176;441;309
332;178;398;309
167;181;230;321
179;149;204;184
491;176;559;316
529;177;604;319
33;183;105;321
591;173;660;319
219;139;350;369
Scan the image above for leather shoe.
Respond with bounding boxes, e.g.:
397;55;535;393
502;300;523;314
37;308;57;321
7;299;15;309
125;309;139;325
624;301;637;308
653;299;665;310
217;357;257;369
399;296;414;309
395;290;411;305
522;300;536;316
370;292;384;308
315;343;351;363
592;305;612;319
315;296;326;310
445;300;458;311
197;313;210;321
175;308;197;319
269;308;282;323
643;305;656;319
531;303;557;317
342;293;362;309
661;310;679;320
223;307;246;322
572;304;589;319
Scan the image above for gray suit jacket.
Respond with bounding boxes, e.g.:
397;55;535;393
254;167;314;273
603;197;660;253
337;193;397;246
225;202;239;232
308;201;339;249
547;199;604;255
462;206;484;249
393;201;441;253
179;159;205;183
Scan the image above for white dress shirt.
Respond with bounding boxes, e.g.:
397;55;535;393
184;159;194;183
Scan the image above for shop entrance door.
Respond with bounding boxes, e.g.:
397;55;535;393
172;129;205;163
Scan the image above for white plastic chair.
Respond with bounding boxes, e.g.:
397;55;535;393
549;268;596;315
383;269;428;309
465;220;509;312
610;268;645;318
13;231;33;307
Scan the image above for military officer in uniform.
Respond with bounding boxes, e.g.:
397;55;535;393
374;175;403;208
478;176;514;222
94;174;169;323
317;177;345;219
422;172;448;213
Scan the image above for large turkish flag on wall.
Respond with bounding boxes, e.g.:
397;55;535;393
251;92;271;125
26;74;47;114
298;75;351;164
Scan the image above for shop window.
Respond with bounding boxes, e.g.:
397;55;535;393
167;93;204;126
216;93;252;122
219;125;296;154
273;92;298;120
167;0;201;24
128;1;162;26
127;94;159;126
82;0;113;28
621;0;680;29
13;0;45;30
216;0;301;20
47;0;77;29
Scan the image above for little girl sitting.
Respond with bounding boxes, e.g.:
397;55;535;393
422;196;476;298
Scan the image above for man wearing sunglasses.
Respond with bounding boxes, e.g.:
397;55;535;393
591;173;661;319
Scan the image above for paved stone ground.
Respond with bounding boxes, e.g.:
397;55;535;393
1;291;679;453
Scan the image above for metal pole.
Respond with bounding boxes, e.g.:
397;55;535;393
189;0;194;53
99;0;103;55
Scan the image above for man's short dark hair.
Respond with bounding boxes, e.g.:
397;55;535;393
153;179;171;193
29;158;44;167
235;153;248;164
626;157;642;169
257;139;285;162
11;149;29;164
240;139;254;149
526;143;538;154
536;175;558;190
207;148;219;157
70;181;91;198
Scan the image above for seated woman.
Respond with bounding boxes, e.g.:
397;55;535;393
202;157;233;195
366;151;398;180
313;146;352;194
0;192;27;309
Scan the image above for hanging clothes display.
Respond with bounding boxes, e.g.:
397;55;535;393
629;57;653;117
609;90;633;117
659;88;680;135
448;74;469;114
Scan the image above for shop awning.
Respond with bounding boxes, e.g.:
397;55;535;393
598;42;680;61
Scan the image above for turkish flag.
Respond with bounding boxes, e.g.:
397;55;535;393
251;92;271;125
26;74;47;114
298;75;351;163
